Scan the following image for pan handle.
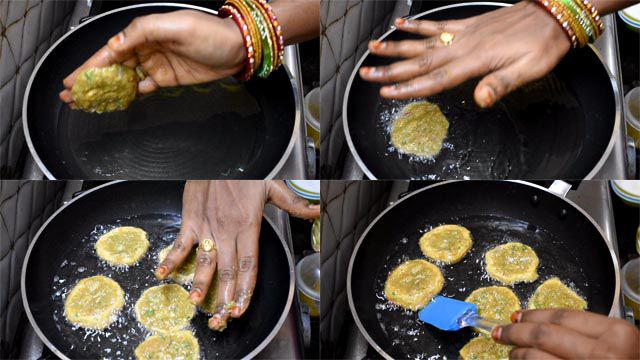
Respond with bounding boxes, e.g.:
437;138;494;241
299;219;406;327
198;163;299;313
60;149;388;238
547;180;573;198
624;306;635;325
69;16;94;31
78;15;94;25
306;137;316;179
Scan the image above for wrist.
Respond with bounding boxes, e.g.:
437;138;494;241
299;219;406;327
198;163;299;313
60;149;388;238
220;16;248;74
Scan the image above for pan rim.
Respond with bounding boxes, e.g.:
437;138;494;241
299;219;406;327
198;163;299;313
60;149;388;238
341;1;621;180
21;2;300;180
20;180;296;360
346;180;621;359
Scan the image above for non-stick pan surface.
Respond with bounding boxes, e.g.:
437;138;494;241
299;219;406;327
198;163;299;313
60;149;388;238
344;3;618;180
347;181;619;359
24;3;298;180
21;181;294;359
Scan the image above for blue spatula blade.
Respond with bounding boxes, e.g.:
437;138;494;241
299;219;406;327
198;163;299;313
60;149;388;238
418;296;478;331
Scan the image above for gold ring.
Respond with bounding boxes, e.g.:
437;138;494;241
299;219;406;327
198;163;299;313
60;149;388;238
199;238;216;252
439;32;455;46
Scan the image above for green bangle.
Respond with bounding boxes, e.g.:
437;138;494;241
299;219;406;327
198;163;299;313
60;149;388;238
558;0;596;43
243;0;274;78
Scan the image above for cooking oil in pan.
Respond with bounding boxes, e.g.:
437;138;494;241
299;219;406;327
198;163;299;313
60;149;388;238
378;96;524;180
49;214;231;359
369;215;589;358
374;74;583;179
56;80;267;179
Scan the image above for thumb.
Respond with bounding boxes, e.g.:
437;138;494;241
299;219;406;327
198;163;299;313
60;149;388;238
266;181;320;220
474;58;549;108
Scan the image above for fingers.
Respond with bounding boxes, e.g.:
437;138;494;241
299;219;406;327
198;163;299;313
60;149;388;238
62;44;123;92
493;323;600;359
231;225;261;318
509;348;562;360
267;181;320;219
157;180;208;279
360;49;451;84
367;37;445;58
474;57;549;108
512;309;610;339
394;17;466;37
104;14;175;62
380;57;487;100
155;226;197;280
61;13;174;94
59;90;75;106
208;237;237;331
190;233;218;305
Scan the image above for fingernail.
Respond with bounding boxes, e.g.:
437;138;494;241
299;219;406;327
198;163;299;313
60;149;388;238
231;305;242;317
396;18;406;26
360;67;372;75
308;204;320;209
209;315;228;331
370;40;384;50
381;85;398;95
155;266;167;279
114;32;125;47
189;289;202;304
480;86;495;108
491;326;502;342
511;311;522;323
208;317;219;328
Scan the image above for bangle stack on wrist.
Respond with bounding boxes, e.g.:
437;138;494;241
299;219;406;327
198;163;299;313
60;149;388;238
220;0;284;80
530;0;604;48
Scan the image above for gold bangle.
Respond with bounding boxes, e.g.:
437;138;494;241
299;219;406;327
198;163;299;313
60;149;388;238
553;0;588;47
248;0;278;75
228;0;262;72
533;0;578;48
574;0;604;37
255;0;284;68
558;0;596;43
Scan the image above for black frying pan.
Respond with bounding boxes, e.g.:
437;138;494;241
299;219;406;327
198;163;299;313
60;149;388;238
23;3;298;180
344;2;619;180
21;181;294;359
347;181;620;359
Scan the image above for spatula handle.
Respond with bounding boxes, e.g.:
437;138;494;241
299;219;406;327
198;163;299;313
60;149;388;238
466;314;504;333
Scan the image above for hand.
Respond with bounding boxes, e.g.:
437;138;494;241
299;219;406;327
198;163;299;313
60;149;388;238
359;1;571;108
59;10;246;106
155;180;319;331
492;309;640;359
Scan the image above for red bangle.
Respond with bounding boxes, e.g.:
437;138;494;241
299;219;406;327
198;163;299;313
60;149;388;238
219;4;255;81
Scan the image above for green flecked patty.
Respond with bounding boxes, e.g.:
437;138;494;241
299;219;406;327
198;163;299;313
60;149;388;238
390;101;449;158
71;64;138;113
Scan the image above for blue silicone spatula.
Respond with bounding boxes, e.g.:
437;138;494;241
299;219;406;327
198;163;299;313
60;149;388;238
418;296;503;332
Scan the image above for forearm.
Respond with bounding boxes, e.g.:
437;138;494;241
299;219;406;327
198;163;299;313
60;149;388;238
271;0;320;44
591;0;637;14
